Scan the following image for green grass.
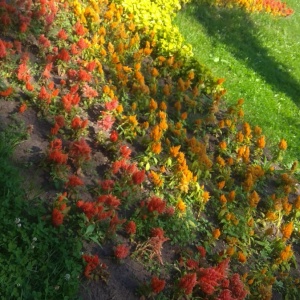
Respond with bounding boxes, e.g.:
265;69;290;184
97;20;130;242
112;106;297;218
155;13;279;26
0;125;83;299
174;0;300;164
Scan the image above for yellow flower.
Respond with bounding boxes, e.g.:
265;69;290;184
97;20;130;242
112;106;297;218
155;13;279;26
128;115;138;127
176;199;186;212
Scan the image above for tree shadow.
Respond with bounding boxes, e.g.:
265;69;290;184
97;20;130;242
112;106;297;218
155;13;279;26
188;2;300;106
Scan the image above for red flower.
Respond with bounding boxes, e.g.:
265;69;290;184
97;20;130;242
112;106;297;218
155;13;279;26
38;34;51;48
82;254;100;278
71;116;82;129
52;208;64;227
229;274;247;300
74;21;86;36
120;145;131;159
42;63;53;79
132;170;145;185
114;244;130;259
25;81;34;91
51;123;60;135
57;29;68;40
179;273;197;295
110;130;118;142
19;103;27;113
69;138;91;162
57;48;70;62
55;115;65;128
77;38;88;49
196;246;206;258
150;227;165;239
0;87;13;97
100;179;115;191
66;175;84;187
48;149;68;164
151;276;166;294
49;138;62;150
0;40;6;58
78;68;91;82
125;221;136;235
147;196;166;214
86;61;97;72
17;62;30;82
38;86;51;103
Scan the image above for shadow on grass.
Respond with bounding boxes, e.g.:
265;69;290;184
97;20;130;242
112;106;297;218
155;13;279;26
187;2;300;106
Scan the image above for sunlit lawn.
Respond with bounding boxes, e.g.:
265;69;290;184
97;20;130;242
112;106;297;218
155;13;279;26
174;0;300;165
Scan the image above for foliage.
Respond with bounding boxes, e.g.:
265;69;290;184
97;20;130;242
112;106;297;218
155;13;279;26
0;128;82;299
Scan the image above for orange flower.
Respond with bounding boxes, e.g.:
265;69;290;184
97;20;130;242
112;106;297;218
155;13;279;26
150;125;162;142
151;142;162;154
295;196;300;210
238;251;247;263
159;101;167;111
217;180;226;190
279;244;293;262
149;98;158;110
281;221;293;240
278;139;287;150
266;211;278;221
228;190;236;202
257;136;266;149
149;170;163;187
219;141;227;150
212;228;221;239
176;199;186;212
219;194;227;205
202;191;210;203
181;112;188;120
151;68;159;77
226;246;235;256
19;103;27;113
216;156;225;167
243;122;252;138
248;190;260;208
169;145;181;158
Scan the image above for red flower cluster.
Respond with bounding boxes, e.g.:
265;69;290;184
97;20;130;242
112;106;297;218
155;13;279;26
132;169;145;185
48;138;68;164
82;254;103;279
65;175;84;187
71;116;88;130
100;179;115;191
147;196;166;214
179;273;197;295
62;92;80;112
124;220;136;235
114;244;130;260
109;130;118;142
52;208;64;227
97;194;121;209
69;138;91;163
151;276;166;294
